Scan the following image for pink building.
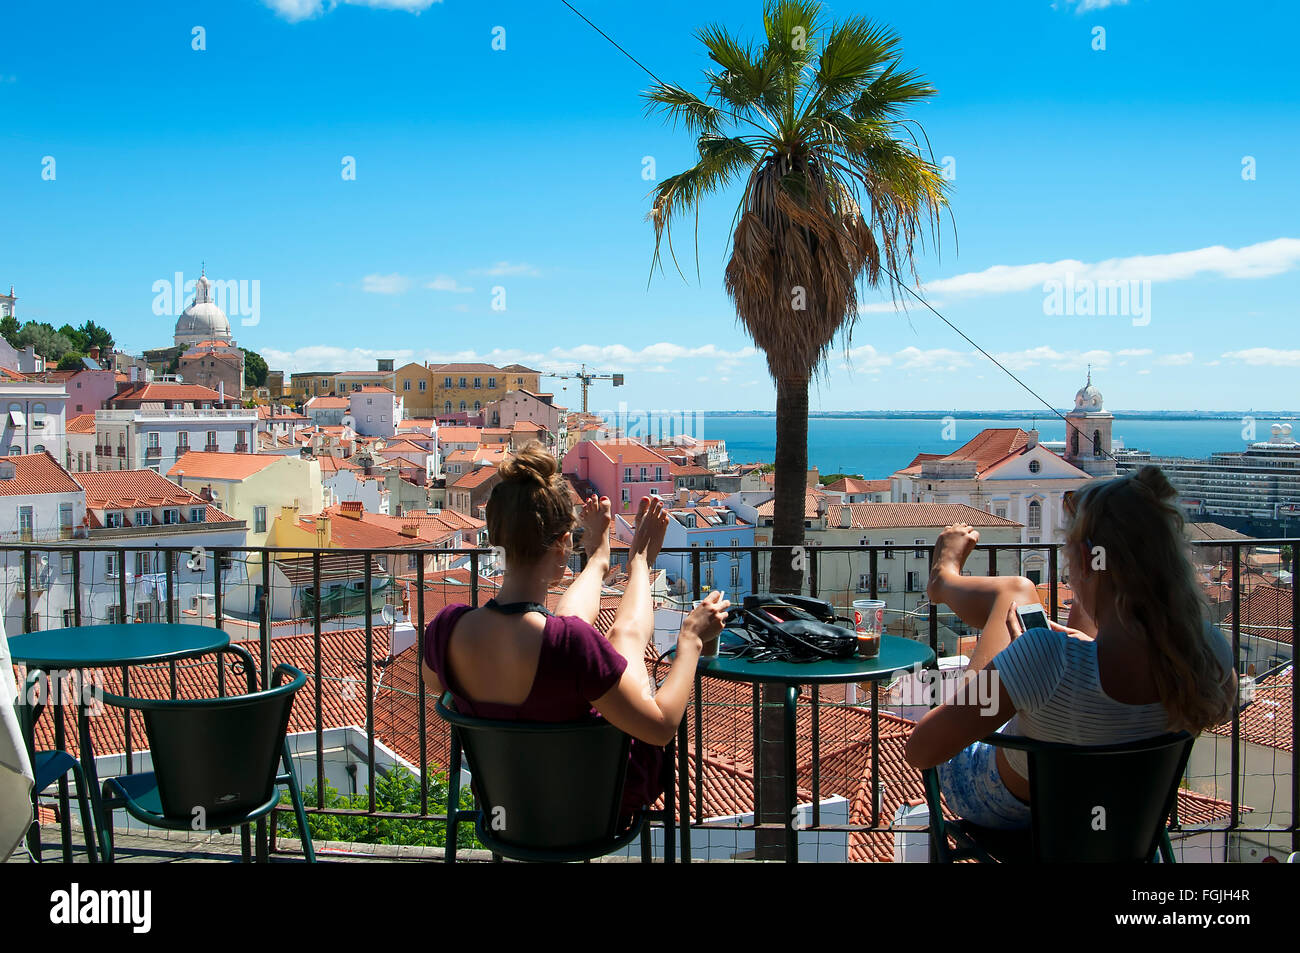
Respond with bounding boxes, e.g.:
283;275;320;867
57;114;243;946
562;439;673;514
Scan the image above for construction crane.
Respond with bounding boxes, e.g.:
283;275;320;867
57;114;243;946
543;364;624;414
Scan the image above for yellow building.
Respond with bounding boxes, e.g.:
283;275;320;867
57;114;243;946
288;372;338;403
426;362;541;418
168;451;325;548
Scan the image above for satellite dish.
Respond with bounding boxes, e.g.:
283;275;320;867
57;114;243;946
381;605;395;626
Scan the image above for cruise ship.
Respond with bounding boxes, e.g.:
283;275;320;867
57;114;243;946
1115;422;1300;531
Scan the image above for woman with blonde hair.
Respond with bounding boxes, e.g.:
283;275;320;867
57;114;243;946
422;441;728;815
905;465;1236;829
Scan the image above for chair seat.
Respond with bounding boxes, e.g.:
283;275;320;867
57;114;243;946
103;773;280;832
475;809;645;863
32;750;81;793
950;820;1032;863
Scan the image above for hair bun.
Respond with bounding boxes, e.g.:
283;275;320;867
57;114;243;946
498;441;557;488
1133;465;1176;502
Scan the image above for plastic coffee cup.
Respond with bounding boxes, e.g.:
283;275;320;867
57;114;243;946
692;596;723;657
852;599;885;659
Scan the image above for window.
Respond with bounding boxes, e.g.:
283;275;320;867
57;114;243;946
18;506;33;541
857;573;869;591
444;377;453;388
135;509;152;526
994;504;1007;520
163;508;180;525
459;377;467;388
403;379;411;391
444;401;452;414
907;570;923;592
319;378;329;388
488;378;496;389
1027;499;1042;532
459;401;467;413
62;608;76;627
59;503;73;538
473;377;481;388
1028;459;1041;474
107;605;124;624
621;488;630;504
136;552;154;577
61;553;74;574
655;467;663;481
32;444;45;453
730;564;740;588
624;467;633;482
640;466;647;481
31;402;46;426
473;402;480;413
877;572;890;592
914;538;926;558
135;603;153;623
7;447;18;456
882;539;894;559
178;431;189;449
105;511;124;529
206;430;216;447
105;553;119;577
190;507;206;523
254;506;267;534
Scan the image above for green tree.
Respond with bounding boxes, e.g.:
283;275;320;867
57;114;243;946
647;1;947;595
57;352;88;371
17;322;75;362
0;315;19;348
59;324;90;353
79;320;114;352
275;765;480;850
242;348;269;387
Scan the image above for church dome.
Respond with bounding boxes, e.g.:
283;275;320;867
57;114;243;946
174;270;233;347
1073;371;1104;412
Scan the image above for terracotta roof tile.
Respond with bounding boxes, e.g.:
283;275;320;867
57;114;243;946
168;451;281;481
0;452;81;497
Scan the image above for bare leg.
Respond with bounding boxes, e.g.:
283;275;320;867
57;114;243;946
607;497;669;669
927;524;1039;630
556;495;614;624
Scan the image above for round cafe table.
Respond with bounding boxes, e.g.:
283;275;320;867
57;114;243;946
676;633;934;863
7;624;232;863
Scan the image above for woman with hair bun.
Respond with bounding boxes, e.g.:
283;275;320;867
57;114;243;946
422;441;728;815
904;464;1237;830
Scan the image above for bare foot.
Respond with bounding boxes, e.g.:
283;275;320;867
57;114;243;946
578;495;612;558
629;496;668;563
927;523;979;604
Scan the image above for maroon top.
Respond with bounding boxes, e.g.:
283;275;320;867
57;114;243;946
426;604;664;813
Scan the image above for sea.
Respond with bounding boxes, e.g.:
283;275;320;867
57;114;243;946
623;413;1294;480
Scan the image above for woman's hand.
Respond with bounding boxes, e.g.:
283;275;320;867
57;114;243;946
578;495;612;558
679;590;730;652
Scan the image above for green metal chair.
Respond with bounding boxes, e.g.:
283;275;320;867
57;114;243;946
437;693;674;863
98;663;316;863
17;672;98;863
923;731;1194;863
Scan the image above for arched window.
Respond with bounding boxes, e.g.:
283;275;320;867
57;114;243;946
33;444;45;454
1027;499;1042;532
459;401;467;413
7;446;20;456
1070;428;1079;457
473;401;481;413
1092;429;1102;456
444;401;452;414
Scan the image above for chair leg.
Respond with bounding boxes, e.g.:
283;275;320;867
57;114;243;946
240;825;252;863
282;745;315;863
446;731;463;864
100;801;115;864
56;774;73;862
70;762;97;863
640;817;651;864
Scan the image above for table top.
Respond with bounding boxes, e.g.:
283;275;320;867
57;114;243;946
689;633;935;685
6;624;230;669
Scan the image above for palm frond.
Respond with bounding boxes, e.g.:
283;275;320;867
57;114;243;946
642;83;723;135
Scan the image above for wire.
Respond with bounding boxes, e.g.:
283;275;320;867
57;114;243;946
557;1;668;87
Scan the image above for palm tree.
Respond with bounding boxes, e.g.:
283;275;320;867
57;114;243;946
646;0;948;859
647;0;948;596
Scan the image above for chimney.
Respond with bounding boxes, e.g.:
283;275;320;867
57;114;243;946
280;503;300;523
218;380;225;405
314;515;332;547
339;501;364;520
130;366;139;383
89;345;101;364
839;505;851;529
1026;429;1039;450
400;524;420;538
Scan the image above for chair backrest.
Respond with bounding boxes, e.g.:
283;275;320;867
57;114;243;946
103;665;305;826
436;695;631;852
998;732;1193;862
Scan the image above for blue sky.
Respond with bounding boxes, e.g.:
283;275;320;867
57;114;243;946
1;0;1297;413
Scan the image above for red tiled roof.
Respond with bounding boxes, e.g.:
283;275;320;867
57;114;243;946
111;382;225;405
587;440;673;467
305;396;350;409
824;477;891;494
66;413;97;435
437;427;483;445
168;451;280;481
76;469;233;515
824;503;1024;530
0;452;81;496
1224;585;1294;645
1212;665;1293;753
755;488;832;520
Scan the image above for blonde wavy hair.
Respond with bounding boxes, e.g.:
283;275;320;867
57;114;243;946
1066;465;1235;733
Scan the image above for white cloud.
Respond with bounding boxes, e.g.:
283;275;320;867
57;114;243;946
1156;352;1195;366
426;275;473;294
263;0;441;22
362;273;412;295
842;344;893;370
1065;0;1129;11
1117;348;1152;357
923;238;1300;298
895;347;971;371
990;347;1113;373
472;261;543;278
1221;347;1300;367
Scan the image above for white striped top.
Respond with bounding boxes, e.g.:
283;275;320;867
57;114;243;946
994;623;1233;779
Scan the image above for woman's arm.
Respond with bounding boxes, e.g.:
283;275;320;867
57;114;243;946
420;658;444;698
590;592;727;747
903;666;1016;769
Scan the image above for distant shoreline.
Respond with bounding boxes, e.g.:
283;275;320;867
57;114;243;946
687;411;1296;421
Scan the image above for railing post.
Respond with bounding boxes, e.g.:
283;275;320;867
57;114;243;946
313;551;324;809
417;554;429;816
364;554;376;817
1229;542;1241;836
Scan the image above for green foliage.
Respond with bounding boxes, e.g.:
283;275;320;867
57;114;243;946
819;472;863;484
276;765;480;850
0;315;19;348
57;352;88;371
8;319;113;362
17;322;74;361
242;348;269;387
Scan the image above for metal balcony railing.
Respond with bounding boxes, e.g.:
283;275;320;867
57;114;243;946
3;539;1295;862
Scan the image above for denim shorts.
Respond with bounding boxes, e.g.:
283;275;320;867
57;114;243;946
937;740;1031;830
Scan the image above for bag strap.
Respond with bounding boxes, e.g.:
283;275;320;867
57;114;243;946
484;598;553;617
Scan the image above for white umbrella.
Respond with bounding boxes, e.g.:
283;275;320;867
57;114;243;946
0;628;34;861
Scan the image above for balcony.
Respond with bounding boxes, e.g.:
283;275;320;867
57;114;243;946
4;539;1296;864
144;446;162;459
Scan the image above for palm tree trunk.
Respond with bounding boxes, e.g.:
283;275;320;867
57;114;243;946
757;374;809;859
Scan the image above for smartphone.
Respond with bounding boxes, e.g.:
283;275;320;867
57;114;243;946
1015;602;1050;633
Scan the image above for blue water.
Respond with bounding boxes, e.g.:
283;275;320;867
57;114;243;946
657;415;1289;480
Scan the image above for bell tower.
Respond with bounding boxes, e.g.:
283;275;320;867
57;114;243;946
1064;368;1116;477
